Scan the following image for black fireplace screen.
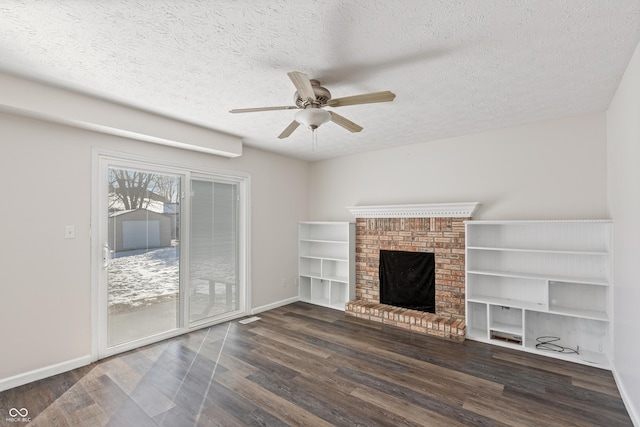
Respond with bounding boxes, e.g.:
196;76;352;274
379;250;435;313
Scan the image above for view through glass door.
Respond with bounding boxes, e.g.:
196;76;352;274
96;154;248;358
106;167;182;347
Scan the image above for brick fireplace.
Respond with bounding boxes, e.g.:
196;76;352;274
345;203;479;341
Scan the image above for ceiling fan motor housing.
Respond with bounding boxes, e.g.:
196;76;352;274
294;80;331;107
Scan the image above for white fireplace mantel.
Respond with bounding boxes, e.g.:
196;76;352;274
347;202;480;218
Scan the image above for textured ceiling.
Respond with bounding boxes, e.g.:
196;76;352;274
1;1;640;161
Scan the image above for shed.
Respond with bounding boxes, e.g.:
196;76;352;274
108;209;175;252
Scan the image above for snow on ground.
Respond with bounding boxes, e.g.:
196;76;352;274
108;247;235;308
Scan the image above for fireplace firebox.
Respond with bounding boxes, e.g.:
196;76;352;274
379;250;435;313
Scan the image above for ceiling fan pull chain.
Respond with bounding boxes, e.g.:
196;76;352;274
312;128;318;151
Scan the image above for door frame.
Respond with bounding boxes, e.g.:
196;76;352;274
90;149;251;361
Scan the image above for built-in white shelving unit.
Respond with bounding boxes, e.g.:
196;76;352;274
465;220;612;368
299;222;355;311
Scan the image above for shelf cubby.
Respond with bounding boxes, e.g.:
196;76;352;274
311;278;331;306
331;281;348;308
548;281;609;321
299;257;322;278
524;311;609;362
490;305;523;338
467;248;609;283
299;222;350;242
466;302;488;340
467;273;547;310
299;276;311;302
323;259;349;282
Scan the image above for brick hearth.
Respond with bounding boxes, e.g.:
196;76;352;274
345;215;469;341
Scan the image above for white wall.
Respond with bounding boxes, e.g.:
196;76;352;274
0;71;242;157
607;39;640;426
0;110;308;385
309;113;608;221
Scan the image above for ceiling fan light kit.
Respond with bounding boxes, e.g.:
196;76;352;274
295;108;331;130
230;71;396;146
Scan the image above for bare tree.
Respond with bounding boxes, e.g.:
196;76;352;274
109;169;157;211
154;175;180;204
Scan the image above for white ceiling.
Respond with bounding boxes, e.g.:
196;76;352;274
2;1;640;162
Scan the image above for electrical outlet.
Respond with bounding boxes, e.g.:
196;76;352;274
597;344;603;353
281;278;287;288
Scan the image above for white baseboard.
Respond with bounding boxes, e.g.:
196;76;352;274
251;296;299;315
0;355;92;393
611;364;640;427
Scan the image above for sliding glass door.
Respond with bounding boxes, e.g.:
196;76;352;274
95;153;248;358
189;179;239;324
106;167;182;347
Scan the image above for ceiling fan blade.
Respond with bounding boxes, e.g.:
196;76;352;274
327;91;396;107
229;105;298;113
329;111;363;133
277;120;301;139
287;71;316;102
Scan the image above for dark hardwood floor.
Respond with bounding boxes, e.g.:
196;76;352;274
0;302;632;426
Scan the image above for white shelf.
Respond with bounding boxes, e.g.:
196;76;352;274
490;322;522;336
299;222;355;311
573;350;610;366
300;238;349;244
547;306;609;321
488;338;523;350
467;268;609;286
300;255;348;262
490;340;608;368
323;275;349;283
465;220;612;368
467;246;609;256
467;328;487;340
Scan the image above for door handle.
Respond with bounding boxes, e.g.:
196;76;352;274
103;244;111;268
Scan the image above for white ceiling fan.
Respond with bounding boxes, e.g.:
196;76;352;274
229;71;396;140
